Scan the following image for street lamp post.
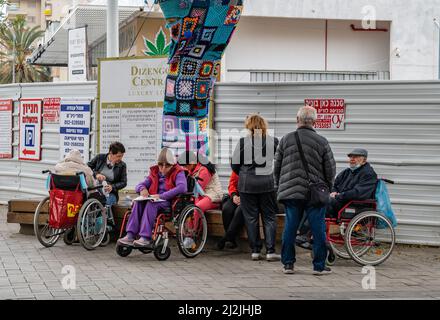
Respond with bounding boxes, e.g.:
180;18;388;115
12;30;15;83
106;0;119;58
434;19;440;80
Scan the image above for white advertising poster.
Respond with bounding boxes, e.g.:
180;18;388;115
68;27;88;82
19;99;42;161
0;99;13;159
98;57;168;189
60;99;91;162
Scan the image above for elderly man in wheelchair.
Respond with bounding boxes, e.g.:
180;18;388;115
115;148;208;261
298;148;396;266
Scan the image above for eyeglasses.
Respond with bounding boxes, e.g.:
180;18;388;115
158;162;172;168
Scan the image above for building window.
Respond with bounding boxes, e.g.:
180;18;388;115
26;15;36;24
28;0;37;8
8;1;20;11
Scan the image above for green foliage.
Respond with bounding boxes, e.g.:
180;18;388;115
143;27;171;56
0;15;51;83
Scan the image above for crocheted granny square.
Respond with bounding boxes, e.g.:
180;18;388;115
195;78;211;100
180;57;201;76
188;44;207;58
175;78;196;100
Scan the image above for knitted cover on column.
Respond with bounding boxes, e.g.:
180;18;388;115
157;0;243;157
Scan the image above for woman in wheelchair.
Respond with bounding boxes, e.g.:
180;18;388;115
117;148;187;248
54;149;95;187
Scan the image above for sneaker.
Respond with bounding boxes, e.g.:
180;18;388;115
133;238;153;248
251;253;262;261
266;253;281;262
117;236;134;246
183;237;195;249
283;264;295;274
313;267;333;276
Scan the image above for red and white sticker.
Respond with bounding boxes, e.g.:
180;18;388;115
0;99;13;159
305;99;346;130
19;99;42;161
43;97;60;123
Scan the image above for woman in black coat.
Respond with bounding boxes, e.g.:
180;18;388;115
231;114;280;261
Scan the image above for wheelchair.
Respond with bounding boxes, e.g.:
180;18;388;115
34;170;116;250
326;178;396;266
115;177;208;261
297;179;396;266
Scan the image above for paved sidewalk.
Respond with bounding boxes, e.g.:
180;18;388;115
1;205;440;300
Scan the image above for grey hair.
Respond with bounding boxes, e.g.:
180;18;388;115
297;106;317;127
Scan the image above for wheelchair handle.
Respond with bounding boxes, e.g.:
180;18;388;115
381;178;395;184
87;185;104;191
41;170;51;174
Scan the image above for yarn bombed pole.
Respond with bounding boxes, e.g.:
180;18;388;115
157;0;243;157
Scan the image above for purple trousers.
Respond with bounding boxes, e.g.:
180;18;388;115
126;200;170;239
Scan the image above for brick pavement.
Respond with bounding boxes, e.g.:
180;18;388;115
1;205;440;300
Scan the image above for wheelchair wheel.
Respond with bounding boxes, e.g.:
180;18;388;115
176;205;207;258
116;244;132;257
328;237;350;260
99;231;111;247
76;198;107;251
154;245;171;261
326;248;336;266
63;227;76;245
34;196;62;247
345;211;396;266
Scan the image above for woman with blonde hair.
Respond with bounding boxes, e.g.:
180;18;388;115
231;113;280;261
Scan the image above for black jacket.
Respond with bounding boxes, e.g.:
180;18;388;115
231;135;279;194
274;126;336;201
87;153;127;201
333;162;378;202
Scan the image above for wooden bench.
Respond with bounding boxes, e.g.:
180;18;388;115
7;199;286;241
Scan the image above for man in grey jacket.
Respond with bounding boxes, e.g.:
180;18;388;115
274;106;336;275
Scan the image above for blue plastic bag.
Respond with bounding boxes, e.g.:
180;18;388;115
375;180;398;228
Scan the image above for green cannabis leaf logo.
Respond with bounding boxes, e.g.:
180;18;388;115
143;27;171;56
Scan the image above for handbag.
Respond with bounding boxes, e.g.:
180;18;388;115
294;131;330;207
48;177;84;229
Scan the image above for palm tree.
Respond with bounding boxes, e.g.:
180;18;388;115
0;1;7;22
0;15;51;84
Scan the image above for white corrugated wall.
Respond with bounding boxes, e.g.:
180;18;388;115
1;80;439;246
0;82;97;204
213;81;440;246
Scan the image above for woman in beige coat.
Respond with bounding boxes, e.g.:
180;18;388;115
54;149;95;187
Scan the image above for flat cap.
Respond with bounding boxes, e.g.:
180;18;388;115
347;148;368;158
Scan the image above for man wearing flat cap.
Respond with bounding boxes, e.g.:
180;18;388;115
327;148;378;218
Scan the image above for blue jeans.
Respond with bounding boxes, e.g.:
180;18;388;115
106;193;117;206
281;199;327;271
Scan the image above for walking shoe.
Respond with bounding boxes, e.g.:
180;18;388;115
266;253;281;262
313;267;333;276
133;238;153;248
283;264;295;274
251;253;262;261
225;240;238;249
117;236;134;246
216;238;226;250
